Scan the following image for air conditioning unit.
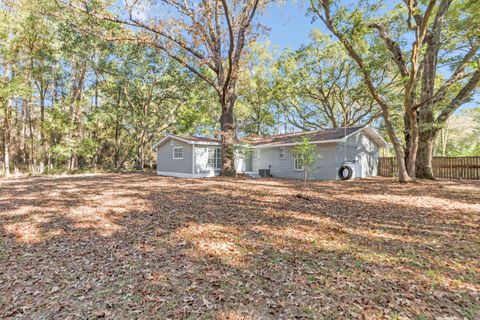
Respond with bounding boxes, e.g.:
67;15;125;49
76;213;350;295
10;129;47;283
259;168;271;178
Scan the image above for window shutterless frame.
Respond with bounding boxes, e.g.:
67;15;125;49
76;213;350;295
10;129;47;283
279;147;286;160
293;153;304;171
173;147;183;159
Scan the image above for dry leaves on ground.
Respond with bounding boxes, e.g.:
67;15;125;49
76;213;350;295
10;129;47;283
0;173;479;319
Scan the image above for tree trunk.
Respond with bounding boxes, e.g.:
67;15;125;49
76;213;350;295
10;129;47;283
2;139;10;177
416;131;436;179
393;144;413;183
136;142;145;171
220;91;236;177
405;110;418;179
39;91;46;172
27;98;36;171
69;154;78;172
114;121;121;171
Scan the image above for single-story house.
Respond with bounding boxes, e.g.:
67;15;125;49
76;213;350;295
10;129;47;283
153;125;387;180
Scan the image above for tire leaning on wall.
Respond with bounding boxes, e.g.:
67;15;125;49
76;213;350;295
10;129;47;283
338;165;353;180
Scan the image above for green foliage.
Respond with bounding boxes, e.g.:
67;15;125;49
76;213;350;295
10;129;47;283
435;110;480;156
236;43;278;135
0;0;217;174
294;136;318;186
273;31;381;130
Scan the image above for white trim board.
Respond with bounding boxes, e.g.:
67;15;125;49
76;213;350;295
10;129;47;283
153;134;221;149
252;139;341;148
157;171;216;179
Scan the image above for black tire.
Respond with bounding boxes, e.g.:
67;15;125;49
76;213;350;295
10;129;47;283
339;165;353;180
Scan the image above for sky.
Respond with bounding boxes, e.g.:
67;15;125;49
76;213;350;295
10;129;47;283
260;2;477;112
261;2;315;50
126;0;477;112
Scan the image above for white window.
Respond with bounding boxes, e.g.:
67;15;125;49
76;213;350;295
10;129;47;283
253;149;260;159
294;153;304;171
208;147;222;169
173;147;183;159
279;147;286;160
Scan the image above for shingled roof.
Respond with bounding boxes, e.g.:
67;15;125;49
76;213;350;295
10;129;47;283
154;125;387;149
243;125;366;146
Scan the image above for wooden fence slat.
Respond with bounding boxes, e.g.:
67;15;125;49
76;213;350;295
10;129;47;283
378;156;480;180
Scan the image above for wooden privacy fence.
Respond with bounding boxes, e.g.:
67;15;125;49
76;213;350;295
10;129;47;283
378;156;480;180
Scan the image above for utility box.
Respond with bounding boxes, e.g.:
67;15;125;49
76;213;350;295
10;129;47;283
259;169;271;178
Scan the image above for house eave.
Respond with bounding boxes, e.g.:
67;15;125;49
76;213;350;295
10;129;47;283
251;125;387;149
152;135;220;150
153;125;387;150
251;139;342;149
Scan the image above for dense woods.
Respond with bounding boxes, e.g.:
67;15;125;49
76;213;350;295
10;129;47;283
0;0;479;181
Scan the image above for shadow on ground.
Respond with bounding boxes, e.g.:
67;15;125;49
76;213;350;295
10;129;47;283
0;173;479;319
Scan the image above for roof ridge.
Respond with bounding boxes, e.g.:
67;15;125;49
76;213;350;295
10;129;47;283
259;125;365;139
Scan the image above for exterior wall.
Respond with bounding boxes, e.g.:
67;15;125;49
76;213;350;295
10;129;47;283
156;138;193;175
193;144;220;176
336;132;380;178
252;143;338;180
155;131;380;180
235;148;252;173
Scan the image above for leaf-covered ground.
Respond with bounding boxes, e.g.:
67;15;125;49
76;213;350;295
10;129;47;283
0;174;479;319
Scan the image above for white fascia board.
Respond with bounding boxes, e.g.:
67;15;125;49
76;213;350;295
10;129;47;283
152;135;191;149
153;135;220;150
157;170;216;178
251;139;342;149
194;141;221;146
152;135;172;150
361;125;388;148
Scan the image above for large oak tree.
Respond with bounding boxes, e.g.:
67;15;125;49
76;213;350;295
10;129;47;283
310;0;479;182
60;0;268;176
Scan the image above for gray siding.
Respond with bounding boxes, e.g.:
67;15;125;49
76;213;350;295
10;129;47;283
252;143;338;180
156;130;380;180
336;132;379;177
156;138;193;174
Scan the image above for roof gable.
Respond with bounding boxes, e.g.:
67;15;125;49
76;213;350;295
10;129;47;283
153;134;221;149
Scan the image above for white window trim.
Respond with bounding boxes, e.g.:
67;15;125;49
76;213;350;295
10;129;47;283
293;154;304;171
279;147;286;160
253;149;260;159
173;146;183;159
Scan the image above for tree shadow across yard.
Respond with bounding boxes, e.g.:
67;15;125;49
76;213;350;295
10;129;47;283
0;174;479;319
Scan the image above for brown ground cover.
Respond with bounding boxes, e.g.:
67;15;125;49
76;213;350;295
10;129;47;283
0;173;479;319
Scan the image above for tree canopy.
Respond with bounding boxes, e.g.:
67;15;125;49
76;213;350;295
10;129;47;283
0;0;478;180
